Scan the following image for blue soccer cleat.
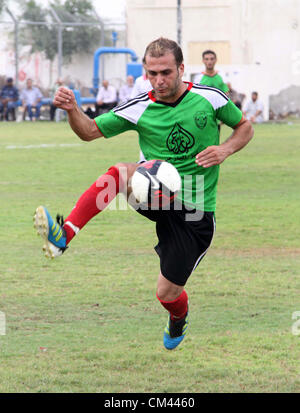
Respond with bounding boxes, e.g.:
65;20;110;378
163;312;189;350
34;206;67;259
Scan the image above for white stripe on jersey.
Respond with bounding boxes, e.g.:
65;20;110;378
112;93;152;125
191;84;229;110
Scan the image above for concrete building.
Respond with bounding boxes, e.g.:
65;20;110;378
126;0;300;119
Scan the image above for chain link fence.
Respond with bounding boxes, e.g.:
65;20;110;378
0;5;127;96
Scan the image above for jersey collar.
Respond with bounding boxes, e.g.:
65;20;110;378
148;81;193;107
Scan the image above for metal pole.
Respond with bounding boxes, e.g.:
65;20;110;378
177;0;182;47
15;21;19;89
92;7;105;85
6;8;19;88
57;25;62;78
92;7;105;47
49;7;63;79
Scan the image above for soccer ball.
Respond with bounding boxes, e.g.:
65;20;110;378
131;160;181;207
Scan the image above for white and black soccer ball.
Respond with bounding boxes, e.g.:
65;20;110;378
131;160;181;207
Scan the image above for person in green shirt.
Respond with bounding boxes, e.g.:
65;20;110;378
34;38;253;351
194;49;229;94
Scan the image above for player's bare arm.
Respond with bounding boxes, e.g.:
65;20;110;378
195;119;254;168
53;87;102;142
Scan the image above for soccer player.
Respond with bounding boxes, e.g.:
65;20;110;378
194;50;229;94
34;38;253;350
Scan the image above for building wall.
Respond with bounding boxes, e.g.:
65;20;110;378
126;0;300;119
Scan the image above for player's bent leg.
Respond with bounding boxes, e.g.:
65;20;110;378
62;162;138;243
34;163;138;258
34;206;67;259
156;273;189;350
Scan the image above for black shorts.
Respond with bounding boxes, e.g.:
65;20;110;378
136;202;215;286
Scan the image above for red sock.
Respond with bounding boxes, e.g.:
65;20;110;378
157;290;188;321
63;166;122;244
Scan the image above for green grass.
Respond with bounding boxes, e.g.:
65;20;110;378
0;120;300;393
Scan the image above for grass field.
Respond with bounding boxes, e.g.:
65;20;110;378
0;119;300;393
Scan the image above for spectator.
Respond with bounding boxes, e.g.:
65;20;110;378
50;78;65;121
243;91;264;123
227;82;245;110
0;77;19;121
118;75;134;103
130;73;152;98
20;79;43;121
130;69;152;163
95;80;117;116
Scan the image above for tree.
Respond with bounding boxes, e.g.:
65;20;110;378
19;0;57;61
51;0;104;63
19;0;107;64
0;0;7;15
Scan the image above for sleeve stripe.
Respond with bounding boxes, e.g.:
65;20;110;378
112;93;150;113
192;84;229;101
93;119;106;137
233;114;246;128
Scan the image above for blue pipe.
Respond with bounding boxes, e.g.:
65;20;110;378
93;47;138;93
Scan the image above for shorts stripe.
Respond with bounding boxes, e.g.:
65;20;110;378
190;214;216;274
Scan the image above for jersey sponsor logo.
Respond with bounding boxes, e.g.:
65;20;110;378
166;123;195;154
194;111;207;129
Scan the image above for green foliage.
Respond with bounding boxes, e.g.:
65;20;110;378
19;0;104;63
0;0;6;15
19;0;57;61
51;0;103;63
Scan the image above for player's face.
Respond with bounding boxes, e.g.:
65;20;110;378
145;53;184;102
203;53;216;71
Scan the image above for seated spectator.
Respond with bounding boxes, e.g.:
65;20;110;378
20;78;43;121
50;78;65;121
243;91;264;123
95;80;117;116
130;73;152;98
0;77;19;121
227;82;245;110
118;75;134;103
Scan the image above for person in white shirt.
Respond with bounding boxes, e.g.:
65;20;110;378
243;91;264;124
130;73;152;98
130;71;152;162
95;80;118;116
118;75;134;104
20;78;43;121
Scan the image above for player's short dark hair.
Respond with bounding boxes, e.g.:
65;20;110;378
202;50;217;59
252;91;258;96
143;37;183;67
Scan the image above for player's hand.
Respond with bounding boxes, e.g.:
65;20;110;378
53;87;76;111
195;145;229;168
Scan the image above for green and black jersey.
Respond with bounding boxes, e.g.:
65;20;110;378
195;72;229;94
94;82;242;212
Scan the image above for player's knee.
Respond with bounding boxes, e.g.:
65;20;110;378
156;286;183;302
112;163;138;194
115;163;138;181
114;162;127;170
